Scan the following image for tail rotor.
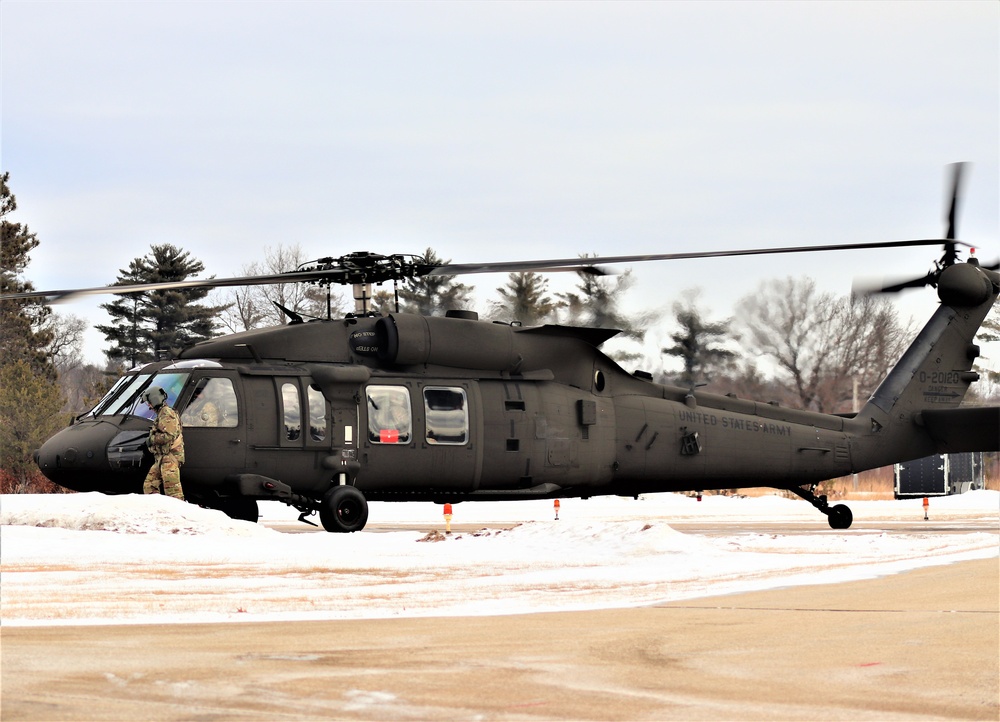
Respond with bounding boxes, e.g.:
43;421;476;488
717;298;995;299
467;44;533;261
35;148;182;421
852;162;996;297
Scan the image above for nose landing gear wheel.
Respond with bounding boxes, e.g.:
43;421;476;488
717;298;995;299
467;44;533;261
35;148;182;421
319;486;369;533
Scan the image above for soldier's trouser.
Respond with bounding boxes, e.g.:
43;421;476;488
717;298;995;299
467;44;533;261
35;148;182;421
143;453;184;500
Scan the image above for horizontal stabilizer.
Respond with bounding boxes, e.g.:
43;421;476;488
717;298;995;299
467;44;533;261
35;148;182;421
918;407;1000;452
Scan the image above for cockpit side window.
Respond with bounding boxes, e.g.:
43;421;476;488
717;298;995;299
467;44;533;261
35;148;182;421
366;385;411;444
181;377;239;428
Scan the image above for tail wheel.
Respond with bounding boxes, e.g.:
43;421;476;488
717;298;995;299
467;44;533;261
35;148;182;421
827;503;853;530
320;486;369;533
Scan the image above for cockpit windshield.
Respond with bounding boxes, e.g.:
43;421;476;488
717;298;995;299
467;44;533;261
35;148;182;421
94;372;190;420
85;375;133;417
99;374;152;417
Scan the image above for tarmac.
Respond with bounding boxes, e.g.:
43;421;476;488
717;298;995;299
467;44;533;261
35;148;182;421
2;557;997;721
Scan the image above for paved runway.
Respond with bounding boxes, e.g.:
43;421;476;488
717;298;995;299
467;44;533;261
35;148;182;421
3;557;997;721
278;518;1000;537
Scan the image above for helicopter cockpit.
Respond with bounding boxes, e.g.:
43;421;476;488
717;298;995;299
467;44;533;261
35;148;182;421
83;360;225;422
34;360;235;495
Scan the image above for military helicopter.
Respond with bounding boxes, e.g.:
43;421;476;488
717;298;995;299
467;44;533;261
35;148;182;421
6;166;998;532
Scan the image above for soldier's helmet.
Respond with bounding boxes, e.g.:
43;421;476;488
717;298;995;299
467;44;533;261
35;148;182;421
143;387;168;408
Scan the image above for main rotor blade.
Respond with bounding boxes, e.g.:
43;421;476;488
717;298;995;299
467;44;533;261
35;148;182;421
1;238;971;304
424;238;963;277
0;268;353;304
423;263;610;277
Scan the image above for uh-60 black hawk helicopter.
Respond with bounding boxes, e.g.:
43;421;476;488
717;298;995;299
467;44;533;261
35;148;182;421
8;165;999;533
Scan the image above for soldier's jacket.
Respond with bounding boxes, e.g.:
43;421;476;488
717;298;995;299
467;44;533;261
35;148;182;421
148;405;185;464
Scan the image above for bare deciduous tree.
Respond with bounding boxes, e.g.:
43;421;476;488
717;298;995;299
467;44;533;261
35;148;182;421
214;244;348;331
45;313;87;375
737;277;911;413
43;313;113;414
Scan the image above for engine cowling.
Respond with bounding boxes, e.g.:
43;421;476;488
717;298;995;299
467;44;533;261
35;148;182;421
374;313;522;371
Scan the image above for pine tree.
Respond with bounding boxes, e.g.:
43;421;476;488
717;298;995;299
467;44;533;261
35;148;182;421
96;244;224;366
662;294;736;386
490;272;560;326
973;305;1000;392
369;288;398;315
0;360;68;493
0;172;55;378
0;174;68;492
556;261;648;341
397;248;474;315
555;260;659;366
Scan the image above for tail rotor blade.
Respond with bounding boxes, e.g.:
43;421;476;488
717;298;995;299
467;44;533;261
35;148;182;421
944;162;966;242
852;272;936;297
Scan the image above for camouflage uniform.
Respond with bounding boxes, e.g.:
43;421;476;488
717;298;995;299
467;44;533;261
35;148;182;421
144;404;185;500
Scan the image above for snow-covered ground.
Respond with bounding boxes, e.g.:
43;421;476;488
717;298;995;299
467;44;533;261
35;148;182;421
1;491;997;627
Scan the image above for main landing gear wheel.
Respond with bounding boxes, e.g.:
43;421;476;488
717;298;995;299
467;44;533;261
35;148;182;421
320;486;369;533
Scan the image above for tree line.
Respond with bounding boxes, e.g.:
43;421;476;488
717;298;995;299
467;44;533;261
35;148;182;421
2;171;998;491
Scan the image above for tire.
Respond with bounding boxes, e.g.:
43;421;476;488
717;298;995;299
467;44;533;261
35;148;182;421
320;486;369;533
827;503;853;530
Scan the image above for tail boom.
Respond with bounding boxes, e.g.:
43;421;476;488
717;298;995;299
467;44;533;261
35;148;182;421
851;262;999;469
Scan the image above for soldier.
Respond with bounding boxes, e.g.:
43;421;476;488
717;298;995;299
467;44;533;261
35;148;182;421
186;385;221;427
142;386;185;500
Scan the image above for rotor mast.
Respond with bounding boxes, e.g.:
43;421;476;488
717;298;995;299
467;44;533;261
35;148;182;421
353;283;373;314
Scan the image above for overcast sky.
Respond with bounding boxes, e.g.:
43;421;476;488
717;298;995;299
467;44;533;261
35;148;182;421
2;1;997;371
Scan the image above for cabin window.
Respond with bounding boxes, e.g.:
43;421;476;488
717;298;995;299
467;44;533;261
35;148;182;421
281;383;301;441
424;387;469;445
366;385;411;444
181;378;238;428
308;385;327;441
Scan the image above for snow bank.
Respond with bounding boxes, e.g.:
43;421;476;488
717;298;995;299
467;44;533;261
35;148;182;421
1;491;996;627
1;492;271;536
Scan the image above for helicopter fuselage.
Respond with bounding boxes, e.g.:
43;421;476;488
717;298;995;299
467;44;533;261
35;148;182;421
38;316;849;491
